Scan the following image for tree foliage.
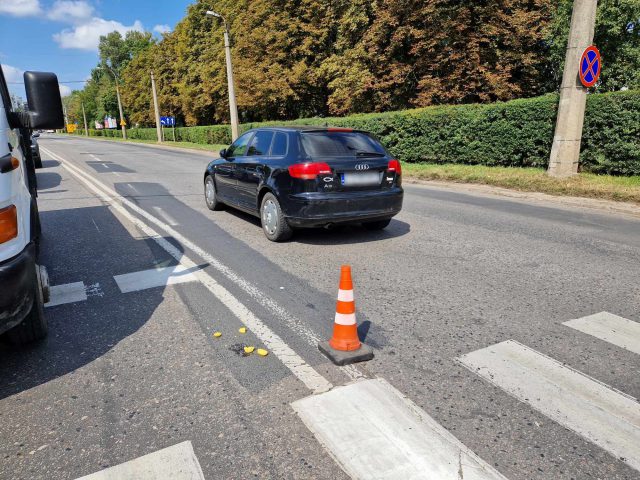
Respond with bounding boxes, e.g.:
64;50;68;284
66;0;639;127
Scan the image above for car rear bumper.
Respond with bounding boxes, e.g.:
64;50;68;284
284;188;403;227
0;242;36;336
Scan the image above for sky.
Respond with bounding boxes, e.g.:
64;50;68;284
0;0;193;99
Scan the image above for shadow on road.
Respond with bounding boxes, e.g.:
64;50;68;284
85;160;136;174
36;172;62;190
41;159;60;168
0;204;175;400
217;202;411;245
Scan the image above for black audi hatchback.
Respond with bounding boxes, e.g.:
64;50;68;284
203;126;403;241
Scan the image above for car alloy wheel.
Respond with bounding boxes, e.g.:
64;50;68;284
262;199;278;235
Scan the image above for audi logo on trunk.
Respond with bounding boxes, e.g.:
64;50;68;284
355;164;370;171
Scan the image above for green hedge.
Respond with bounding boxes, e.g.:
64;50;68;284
76;91;640;175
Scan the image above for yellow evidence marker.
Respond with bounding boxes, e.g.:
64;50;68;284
213;332;222;338
239;327;247;334
244;346;255;354
256;348;268;357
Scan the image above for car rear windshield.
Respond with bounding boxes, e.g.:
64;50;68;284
300;131;386;158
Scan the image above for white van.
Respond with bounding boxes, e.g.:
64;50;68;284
0;66;63;344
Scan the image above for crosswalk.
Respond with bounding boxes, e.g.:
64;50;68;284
458;312;640;474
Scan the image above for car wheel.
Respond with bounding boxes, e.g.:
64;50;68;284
6;265;48;345
363;219;391;230
260;192;293;242
34;153;43;169
204;175;224;211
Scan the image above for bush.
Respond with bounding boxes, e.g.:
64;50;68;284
76;91;640;175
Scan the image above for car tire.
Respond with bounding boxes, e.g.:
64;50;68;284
260;192;293;242
34;153;43;169
204;175;224;211
363;218;391;230
6;265;48;345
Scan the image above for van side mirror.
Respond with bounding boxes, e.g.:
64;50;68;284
219;148;227;158
24;71;64;130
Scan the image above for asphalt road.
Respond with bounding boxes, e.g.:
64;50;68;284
1;135;639;480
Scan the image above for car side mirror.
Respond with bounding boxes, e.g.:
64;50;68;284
219;148;227;158
24;71;64;130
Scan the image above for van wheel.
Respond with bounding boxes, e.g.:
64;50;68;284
261;193;293;242
6;265;48;345
363;219;391;230
204;175;224;211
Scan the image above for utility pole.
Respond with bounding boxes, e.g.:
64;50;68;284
151;71;162;143
114;82;127;140
205;10;240;141
82;102;89;136
547;0;598;177
100;64;128;140
62;102;68;132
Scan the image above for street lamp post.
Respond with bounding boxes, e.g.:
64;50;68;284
100;64;127;140
205;10;239;141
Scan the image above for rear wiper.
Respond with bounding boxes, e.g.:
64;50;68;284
354;151;385;157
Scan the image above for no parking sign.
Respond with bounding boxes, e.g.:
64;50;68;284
579;45;601;88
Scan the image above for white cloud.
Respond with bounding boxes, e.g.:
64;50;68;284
53;17;144;51
153;24;170;34
48;0;93;22
0;0;42;17
1;63;23;84
3;64;71;98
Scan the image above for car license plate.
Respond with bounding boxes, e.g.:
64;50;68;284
341;172;380;186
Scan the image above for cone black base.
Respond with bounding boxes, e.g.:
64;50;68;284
318;341;374;366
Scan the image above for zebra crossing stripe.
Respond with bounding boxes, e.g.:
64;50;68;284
292;378;508;480
563;312;640;355
76;441;204;479
458;340;640;473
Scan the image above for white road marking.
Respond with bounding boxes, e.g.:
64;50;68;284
114;265;200;293
46;282;87;307
43;146;333;394
292;378;508;480
44;146;364;380
76;441;205;480
152;206;179;226
564;312;640;355
458;340;640;472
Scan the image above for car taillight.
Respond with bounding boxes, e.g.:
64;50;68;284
288;162;332;180
388;159;402;175
0;205;18;244
0;154;19;174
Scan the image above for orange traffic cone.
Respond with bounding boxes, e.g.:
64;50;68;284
330;265;361;351
318;265;374;366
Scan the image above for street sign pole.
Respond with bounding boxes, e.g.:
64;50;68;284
548;0;598;177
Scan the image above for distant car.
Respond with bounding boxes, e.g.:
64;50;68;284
31;132;42;168
203;126;403;241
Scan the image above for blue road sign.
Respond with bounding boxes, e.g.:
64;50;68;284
579;46;601;88
160;116;175;127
